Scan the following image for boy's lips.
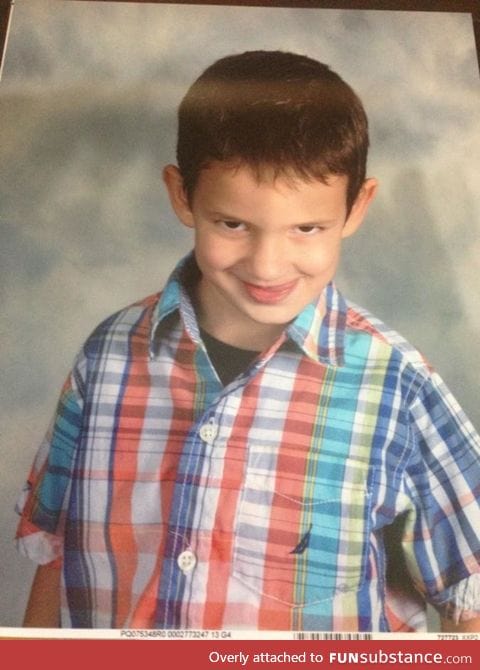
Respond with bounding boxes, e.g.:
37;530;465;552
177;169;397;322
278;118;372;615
242;279;299;304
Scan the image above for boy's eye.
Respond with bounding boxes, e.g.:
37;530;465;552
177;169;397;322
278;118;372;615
296;225;323;235
219;220;246;231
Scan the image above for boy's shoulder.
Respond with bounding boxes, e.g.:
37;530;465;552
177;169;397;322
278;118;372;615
82;291;162;360
343;297;433;382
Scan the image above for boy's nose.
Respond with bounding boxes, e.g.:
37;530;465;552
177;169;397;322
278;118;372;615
248;236;288;281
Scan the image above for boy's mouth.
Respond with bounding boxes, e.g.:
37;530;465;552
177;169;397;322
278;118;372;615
242;279;298;304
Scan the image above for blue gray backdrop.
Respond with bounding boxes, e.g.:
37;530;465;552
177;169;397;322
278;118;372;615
1;0;479;628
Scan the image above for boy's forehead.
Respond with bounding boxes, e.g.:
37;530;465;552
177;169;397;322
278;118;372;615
199;159;347;190
189;161;351;220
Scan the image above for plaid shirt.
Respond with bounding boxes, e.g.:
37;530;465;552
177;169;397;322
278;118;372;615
16;254;480;631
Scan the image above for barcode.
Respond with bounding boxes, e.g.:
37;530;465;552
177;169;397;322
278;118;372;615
294;632;372;640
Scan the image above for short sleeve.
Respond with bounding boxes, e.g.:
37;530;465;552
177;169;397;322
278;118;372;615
402;371;480;623
15;354;85;566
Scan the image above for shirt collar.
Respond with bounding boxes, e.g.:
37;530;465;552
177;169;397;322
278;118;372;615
149;252;200;358
286;282;346;367
150;252;346;367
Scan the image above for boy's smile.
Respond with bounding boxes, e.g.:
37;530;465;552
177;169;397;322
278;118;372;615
164;162;377;349
242;278;300;305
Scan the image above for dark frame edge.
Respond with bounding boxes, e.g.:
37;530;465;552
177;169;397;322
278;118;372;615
0;0;13;81
473;12;480;76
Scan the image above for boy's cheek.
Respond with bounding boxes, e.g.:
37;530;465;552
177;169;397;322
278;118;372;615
302;240;342;270
196;237;241;269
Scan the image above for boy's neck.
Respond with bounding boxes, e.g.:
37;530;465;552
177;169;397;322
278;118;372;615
197;311;286;351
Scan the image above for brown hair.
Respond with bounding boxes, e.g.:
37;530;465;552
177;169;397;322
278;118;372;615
176;50;370;213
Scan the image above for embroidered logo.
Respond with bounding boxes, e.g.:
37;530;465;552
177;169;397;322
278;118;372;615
290;524;313;555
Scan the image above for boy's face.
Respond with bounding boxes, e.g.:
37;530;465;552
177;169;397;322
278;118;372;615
164;162;377;349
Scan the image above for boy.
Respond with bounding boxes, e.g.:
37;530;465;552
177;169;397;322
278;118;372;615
16;50;480;632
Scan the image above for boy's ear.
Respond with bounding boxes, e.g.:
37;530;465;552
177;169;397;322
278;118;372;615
163;164;195;228
342;178;378;239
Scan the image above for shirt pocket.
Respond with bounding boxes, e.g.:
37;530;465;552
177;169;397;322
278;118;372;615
231;451;374;608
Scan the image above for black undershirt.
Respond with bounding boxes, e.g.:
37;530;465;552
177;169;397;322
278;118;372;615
200;328;260;386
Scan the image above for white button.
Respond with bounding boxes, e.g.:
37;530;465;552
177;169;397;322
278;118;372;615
199;422;218;444
177;550;196;574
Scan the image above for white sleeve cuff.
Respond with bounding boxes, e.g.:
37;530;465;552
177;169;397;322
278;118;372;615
15;530;63;566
